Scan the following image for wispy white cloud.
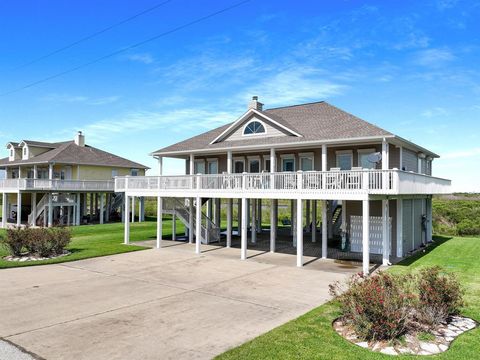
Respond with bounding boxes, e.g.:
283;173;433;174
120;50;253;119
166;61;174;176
64;108;236;143
240;67;345;106
414;48;455;67
126;53;155;64
421;107;449;117
436;0;459;11
41;93;120;106
442;147;480;160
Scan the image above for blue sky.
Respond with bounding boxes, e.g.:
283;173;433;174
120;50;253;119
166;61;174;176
0;0;479;191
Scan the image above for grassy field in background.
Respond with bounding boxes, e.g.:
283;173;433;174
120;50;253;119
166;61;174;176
217;235;480;359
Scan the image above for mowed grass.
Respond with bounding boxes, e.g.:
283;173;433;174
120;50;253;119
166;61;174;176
217;236;480;360
0;218;183;269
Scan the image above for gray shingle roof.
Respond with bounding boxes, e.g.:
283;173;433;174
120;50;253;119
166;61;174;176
152;101;393;155
0;141;149;169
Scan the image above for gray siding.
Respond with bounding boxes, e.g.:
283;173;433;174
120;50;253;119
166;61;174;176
402;199;413;253
402;148;418;172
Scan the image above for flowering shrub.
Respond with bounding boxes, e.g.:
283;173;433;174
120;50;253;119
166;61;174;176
330;267;464;341
416;266;464;327
330;272;416;341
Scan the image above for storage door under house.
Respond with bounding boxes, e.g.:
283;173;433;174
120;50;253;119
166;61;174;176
402;199;414;254
349;216;392;255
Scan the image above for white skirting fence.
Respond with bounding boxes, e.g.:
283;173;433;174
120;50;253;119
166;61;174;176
350;215;391;255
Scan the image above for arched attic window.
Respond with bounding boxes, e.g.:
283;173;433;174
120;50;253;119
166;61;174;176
243;120;266;135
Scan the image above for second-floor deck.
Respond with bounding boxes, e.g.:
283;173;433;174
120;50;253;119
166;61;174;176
0;179;115;192
115;169;451;200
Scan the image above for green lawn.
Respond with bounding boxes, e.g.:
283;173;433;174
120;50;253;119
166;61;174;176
0;219;182;269
217;235;480;360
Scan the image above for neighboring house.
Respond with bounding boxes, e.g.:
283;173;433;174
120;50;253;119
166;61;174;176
116;97;451;275
0;132;148;228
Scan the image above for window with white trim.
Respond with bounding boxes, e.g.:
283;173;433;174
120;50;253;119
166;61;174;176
281;156;295;172
299;153;314;171
207;159;218;174
112;169;118;178
357;148;376;169
248;157;260;173
234;159;244;173
336;151;353;170
194;160;205;174
243;120;265;135
131;169;139;176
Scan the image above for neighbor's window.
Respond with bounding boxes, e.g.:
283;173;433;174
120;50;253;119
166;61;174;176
23;147;27;156
243;121;265;135
112;169;118;178
194;161;205;174
131;169;139;176
264;159;271;172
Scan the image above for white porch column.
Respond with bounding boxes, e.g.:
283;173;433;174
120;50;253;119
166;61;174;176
47;193;53;227
67;206;72;226
322;200;327;259
227;151;233;174
241;197;247;260
158;156;163;175
16;192;22;226
124;195;130;244
99;193;104;224
251;199;257;244
270;148;276;172
33;165;38;179
270;199;277;252
189;198;194;244
396;199;403;258
226;198;232;248
382;139;389;191
195;196;202;254
296;198;304;267
76;193;81;225
131;197;135;223
362;199;370;275
31;193;37;226
156;196;163;248
48;164;53;180
1;193;7;228
292;199;297;247
139;197;144;222
382;199;390;266
312;200;317;242
189;154;194;175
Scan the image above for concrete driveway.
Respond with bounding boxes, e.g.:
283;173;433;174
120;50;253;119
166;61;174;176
0;242;360;360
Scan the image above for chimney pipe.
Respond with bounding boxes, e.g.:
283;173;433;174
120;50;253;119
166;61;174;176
248;96;263;111
75;131;85;147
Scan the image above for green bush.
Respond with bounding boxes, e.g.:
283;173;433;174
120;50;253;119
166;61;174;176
1;227;71;258
433;198;480;236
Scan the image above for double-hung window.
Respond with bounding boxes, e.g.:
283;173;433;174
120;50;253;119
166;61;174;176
336;151;353;170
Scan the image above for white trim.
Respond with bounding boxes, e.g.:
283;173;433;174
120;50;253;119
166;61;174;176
262;155;272;172
152;135;396;157
242;119;267;137
209;108;302;144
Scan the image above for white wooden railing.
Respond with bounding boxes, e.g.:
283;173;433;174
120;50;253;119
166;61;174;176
114;170;451;195
0;179;114;191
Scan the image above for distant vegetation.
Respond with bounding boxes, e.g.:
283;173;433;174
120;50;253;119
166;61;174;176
433;194;480;236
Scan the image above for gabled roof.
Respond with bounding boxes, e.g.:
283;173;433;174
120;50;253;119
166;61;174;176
152;101;395;156
0;140;149;169
210;108;303;144
20;140;60;148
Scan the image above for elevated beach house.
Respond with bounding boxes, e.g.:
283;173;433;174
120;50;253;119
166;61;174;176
116;98;451;274
0;132;148;228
